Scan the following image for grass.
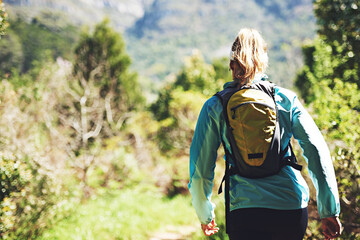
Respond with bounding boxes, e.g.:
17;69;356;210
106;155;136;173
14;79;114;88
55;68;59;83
38;185;199;240
37;182;345;240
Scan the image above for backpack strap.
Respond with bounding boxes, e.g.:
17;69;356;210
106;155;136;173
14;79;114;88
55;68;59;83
214;91;233;234
253;81;303;171
214;86;244;171
250;81;276;98
218;138;231;234
281;143;303;171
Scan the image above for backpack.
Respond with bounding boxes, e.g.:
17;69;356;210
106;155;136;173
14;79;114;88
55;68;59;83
215;81;302;233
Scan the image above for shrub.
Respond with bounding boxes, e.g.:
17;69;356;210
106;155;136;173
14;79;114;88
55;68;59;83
0;153;58;239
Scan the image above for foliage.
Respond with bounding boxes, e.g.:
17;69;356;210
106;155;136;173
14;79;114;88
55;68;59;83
0;154;58;239
0;12;78;74
308;80;360;238
297;0;360;100
151;50;222;120
0;17;154;235
57;19;145;199
0;1;8;37
295;0;360;237
0;68;67;239
73;19;144;114
174;50;219;95
295;37;356;102
151;51;220;153
314;0;360;85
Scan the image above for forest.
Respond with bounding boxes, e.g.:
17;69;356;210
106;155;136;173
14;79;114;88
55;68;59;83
0;0;359;239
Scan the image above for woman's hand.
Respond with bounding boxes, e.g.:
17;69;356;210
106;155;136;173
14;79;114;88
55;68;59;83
201;218;219;236
321;216;342;239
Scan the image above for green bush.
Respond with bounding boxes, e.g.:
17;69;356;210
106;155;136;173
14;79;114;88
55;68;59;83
0;153;58;239
309;80;360;238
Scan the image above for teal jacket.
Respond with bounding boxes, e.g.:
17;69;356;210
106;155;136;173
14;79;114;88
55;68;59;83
188;76;340;225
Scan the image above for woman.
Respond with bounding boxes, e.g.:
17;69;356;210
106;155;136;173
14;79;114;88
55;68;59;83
188;28;342;240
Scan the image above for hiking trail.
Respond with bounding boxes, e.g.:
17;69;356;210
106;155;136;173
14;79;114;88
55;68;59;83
150;225;198;240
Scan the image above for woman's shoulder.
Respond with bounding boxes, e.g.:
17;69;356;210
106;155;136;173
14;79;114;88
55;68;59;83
205;94;222;108
274;85;298;105
198;95;223;120
275;85;297;97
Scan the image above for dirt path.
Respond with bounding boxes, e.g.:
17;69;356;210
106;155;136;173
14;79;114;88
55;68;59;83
150;225;198;240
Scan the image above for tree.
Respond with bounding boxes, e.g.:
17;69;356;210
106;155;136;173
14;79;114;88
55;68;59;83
174;50;219;96
151;50;221;122
314;0;359;84
296;0;360;97
295;0;359;102
1;13;79;74
294;0;360;238
73;19;144;118
294;37;355;102
59;20;144;198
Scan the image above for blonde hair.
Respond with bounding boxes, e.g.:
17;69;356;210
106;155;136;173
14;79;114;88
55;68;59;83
231;28;268;83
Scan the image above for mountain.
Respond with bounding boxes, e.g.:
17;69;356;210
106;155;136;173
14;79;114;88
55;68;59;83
125;0;316;88
4;0;316;88
4;0;153;30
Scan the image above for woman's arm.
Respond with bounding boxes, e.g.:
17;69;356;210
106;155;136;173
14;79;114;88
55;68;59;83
188;96;222;225
291;96;341;238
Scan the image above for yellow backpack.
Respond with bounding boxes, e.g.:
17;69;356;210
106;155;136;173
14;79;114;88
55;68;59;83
216;81;302;178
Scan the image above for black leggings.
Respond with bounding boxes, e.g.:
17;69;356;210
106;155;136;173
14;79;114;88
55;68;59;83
227;207;308;240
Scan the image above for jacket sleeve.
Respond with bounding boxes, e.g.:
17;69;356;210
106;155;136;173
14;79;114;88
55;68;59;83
188;96;222;224
291;95;340;219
